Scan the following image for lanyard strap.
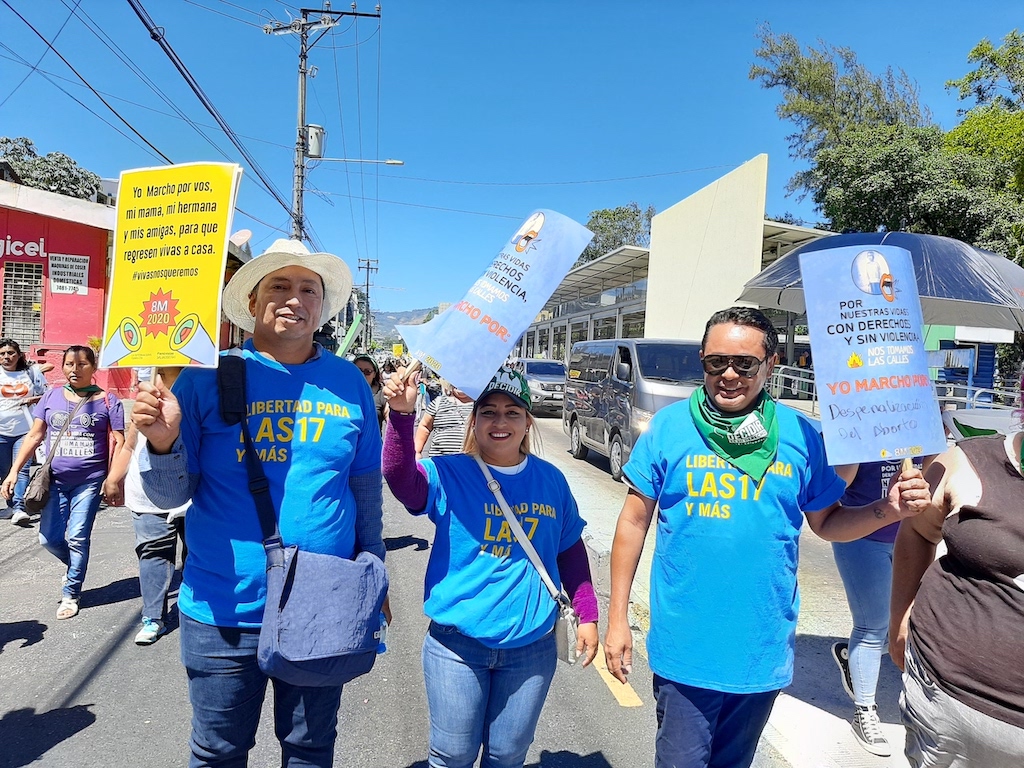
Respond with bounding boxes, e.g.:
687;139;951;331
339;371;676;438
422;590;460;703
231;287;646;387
473;455;570;609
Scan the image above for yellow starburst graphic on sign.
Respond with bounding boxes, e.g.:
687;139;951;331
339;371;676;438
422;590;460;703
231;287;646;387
847;352;864;368
880;449;889;458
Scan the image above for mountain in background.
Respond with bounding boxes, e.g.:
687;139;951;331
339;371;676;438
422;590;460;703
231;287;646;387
371;307;435;341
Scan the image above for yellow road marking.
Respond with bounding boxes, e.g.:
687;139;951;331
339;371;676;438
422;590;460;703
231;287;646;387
593;642;643;707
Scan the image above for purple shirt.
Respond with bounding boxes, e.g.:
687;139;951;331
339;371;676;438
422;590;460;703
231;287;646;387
34;388;125;485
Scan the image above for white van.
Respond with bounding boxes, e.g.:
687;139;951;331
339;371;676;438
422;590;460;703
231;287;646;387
562;338;704;480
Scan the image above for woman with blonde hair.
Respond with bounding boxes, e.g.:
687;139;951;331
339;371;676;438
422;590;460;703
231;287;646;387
383;364;598;768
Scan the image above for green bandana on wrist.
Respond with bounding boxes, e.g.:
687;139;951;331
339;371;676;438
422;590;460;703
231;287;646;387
689;387;779;482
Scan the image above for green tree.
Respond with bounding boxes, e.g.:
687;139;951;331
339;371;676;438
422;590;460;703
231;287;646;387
811;124;1023;254
0;136;101;199
575;201;655;266
946;30;1024;110
750;24;931;197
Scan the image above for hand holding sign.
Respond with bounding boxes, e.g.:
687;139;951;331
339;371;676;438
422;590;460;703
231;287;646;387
886;464;932;520
397;210;592;397
382;368;419;415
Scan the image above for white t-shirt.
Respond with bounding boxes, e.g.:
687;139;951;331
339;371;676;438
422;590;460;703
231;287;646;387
0;366;46;437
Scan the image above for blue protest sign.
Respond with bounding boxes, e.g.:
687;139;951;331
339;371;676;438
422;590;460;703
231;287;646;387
397;210;592;398
800;244;946;465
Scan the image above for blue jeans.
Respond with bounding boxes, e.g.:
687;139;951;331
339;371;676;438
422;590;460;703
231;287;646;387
831;538;894;706
422;621;557;768
653;675;779;768
0;432;30;512
37;479;103;598
179;614;344;768
131;511;185;622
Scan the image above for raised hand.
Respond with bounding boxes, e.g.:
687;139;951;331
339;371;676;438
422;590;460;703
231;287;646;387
382;367;419;414
131;374;182;454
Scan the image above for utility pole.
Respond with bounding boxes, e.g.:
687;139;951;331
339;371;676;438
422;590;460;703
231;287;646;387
264;4;382;243
358;258;378;350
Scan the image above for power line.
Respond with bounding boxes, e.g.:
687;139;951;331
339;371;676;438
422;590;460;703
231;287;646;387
325;165;737;187
124;0;312;246
0;0;80;108
181;0;262;28
57;0;236;166
314;190;521;220
0;41;167;162
1;0;173;162
0;50;292;150
330;21;362;260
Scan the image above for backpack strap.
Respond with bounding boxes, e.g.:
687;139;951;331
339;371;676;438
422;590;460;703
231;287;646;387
218;352;247;426
216;351;281;548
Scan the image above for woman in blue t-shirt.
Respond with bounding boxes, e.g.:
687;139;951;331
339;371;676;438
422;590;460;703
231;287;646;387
1;345;125;619
383;365;599;768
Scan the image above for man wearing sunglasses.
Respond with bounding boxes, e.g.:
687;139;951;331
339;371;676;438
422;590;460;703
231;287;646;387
603;306;930;768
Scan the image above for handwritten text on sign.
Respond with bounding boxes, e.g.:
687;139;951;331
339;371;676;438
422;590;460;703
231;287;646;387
800;245;946;465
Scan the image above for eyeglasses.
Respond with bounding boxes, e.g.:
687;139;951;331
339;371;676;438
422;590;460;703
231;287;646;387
701;354;768;378
357;368;374;377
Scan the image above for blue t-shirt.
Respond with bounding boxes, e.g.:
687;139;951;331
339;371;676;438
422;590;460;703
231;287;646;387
175;342;383;628
623;400;846;693
419;454;586;648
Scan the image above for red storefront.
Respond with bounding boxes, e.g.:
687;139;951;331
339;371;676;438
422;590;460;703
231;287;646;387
0;181;133;395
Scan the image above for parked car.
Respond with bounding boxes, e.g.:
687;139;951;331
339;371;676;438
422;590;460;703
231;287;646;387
562;338;703;480
510;358;567;415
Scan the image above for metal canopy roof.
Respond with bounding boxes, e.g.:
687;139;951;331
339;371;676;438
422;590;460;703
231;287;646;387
543;245;650;310
540;221;830;314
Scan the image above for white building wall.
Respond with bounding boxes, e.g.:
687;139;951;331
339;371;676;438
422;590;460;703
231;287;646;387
644;154;768;340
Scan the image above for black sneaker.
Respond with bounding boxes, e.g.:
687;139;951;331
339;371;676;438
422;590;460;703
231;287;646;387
831;641;854;701
851;705;891;757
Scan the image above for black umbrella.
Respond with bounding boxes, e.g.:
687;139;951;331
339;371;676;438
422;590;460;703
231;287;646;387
738;232;1024;332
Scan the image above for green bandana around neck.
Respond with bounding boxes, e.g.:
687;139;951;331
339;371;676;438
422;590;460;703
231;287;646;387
689;386;780;482
64;384;102;397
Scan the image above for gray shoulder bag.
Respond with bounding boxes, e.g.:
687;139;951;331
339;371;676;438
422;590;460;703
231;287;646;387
474;455;579;664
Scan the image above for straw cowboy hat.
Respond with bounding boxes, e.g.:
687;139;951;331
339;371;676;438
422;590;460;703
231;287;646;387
222;238;353;333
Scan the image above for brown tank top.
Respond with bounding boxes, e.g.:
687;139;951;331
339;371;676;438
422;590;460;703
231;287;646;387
910;435;1024;728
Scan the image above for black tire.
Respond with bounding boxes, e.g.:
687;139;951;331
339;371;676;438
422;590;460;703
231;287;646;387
569;419;589;459
608;434;624;482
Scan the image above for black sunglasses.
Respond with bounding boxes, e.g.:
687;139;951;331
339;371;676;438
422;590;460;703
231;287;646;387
701;354;768;378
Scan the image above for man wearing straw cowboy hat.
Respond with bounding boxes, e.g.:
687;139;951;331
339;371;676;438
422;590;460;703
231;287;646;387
132;239;385;767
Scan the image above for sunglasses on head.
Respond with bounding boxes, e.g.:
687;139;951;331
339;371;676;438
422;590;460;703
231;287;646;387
701;354;768;377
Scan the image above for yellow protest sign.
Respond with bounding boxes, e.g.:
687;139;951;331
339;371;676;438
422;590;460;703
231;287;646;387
392;343;404;357
100;162;242;368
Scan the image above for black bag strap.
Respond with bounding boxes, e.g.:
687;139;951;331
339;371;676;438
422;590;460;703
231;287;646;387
217;352;282;551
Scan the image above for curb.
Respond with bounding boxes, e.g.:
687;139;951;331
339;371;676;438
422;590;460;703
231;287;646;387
581;529;650;660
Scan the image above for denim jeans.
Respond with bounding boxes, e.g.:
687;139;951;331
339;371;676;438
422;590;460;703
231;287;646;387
37;479;103;598
422;621;557;768
131;511;185;621
831;538;894;706
179;614;344;768
653;675;779;768
0;432;29;513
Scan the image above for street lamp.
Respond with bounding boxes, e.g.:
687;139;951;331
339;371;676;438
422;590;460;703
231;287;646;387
312;158;405;165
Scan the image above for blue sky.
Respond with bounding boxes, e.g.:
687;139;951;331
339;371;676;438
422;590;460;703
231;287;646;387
0;1;1019;311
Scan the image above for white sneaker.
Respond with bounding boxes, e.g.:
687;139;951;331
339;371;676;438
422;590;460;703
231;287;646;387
135;618;165;645
852;705;891;757
10;510;31;526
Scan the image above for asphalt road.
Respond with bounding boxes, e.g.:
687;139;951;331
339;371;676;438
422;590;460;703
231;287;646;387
0;413;910;768
0;467;657;768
